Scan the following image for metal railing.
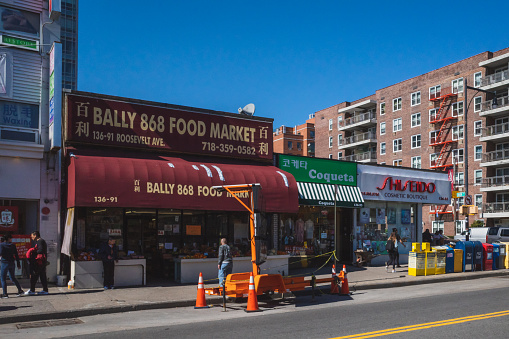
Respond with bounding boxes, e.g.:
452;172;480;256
482;149;509;163
482;120;509;138
481;175;509;188
481;95;509;113
343;151;377;162
339;111;376;128
483;202;509;214
339;131;376;146
480;70;509;87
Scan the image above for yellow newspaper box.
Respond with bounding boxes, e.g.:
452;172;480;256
422;242;431;252
454;249;463;272
425;251;436;275
433;247;447;275
499;243;509;269
412;243;422;252
408;251;426;276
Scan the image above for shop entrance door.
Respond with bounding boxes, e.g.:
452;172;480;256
125;210;158;282
339;209;353;263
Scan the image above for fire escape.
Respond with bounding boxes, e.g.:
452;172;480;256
429;87;457;217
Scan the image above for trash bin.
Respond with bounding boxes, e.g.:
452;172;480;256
445;246;455;273
455;241;474;272
473;241;483;271
492;243;500;270
433;246;447;275
454;249;463;272
482;243;493;271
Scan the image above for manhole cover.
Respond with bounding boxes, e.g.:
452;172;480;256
16;318;83;329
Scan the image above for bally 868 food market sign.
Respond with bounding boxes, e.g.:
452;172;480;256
65;94;273;160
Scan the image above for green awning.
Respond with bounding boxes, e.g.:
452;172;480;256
297;182;364;208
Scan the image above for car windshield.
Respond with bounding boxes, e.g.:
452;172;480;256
488;227;499;235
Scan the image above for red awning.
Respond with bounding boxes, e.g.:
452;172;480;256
67;154;298;213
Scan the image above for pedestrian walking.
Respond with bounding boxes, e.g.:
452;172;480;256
393;228;406;268
25;231;49;296
217;238;233;287
0;233;25;298
100;237;118;289
385;232;397;273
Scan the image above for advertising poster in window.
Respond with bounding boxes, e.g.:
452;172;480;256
401;209;411;224
0;206;18;233
359;208;370;224
376;208;385;224
387;208;396;224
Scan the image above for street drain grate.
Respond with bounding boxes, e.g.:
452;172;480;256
16;318;83;329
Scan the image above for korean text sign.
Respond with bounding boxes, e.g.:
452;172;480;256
278;154;357;186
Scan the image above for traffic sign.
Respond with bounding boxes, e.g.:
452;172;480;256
465;195;472;205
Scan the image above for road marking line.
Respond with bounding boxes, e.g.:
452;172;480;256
330;310;509;339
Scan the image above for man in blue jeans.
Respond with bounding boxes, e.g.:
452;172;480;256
0;233;25;298
217;238;233;287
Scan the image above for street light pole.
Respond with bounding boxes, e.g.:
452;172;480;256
464;79;498;234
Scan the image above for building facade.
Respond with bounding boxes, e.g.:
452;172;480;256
0;0;77;282
315;47;509;236
273;114;315;157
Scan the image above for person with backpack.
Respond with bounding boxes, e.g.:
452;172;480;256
385;232;397;273
217;238;233;287
0;233;25;298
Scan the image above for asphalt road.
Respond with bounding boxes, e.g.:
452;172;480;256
2;276;509;338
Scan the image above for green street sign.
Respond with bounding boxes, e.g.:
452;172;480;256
278;154;357;186
1;35;38;51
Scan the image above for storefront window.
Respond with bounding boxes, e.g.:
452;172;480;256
356;203;416;255
83;208;124;254
279;206;337;256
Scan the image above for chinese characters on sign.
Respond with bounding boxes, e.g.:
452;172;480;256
66;94;273;160
0;206;18;233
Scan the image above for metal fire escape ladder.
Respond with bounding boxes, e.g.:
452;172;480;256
428;89;457;216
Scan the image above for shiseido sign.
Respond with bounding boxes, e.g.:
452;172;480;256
377;177;436;193
358;165;450;204
65;93;273;160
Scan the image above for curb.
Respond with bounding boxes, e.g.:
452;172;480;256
1;270;508;325
0;297;224;325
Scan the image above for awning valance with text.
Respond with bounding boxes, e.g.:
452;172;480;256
67;154;298;213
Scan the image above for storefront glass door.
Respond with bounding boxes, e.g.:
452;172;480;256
125;209;158;281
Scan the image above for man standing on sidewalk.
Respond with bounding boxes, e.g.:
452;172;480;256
100;237;118;289
217;238;233;287
393;228;406;268
25;231;49;296
0;233;25;298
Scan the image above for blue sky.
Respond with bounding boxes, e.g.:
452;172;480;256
78;1;509;128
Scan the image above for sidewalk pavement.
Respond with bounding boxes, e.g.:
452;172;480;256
1;266;508;325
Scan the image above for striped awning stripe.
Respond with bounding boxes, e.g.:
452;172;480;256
297;182;364;207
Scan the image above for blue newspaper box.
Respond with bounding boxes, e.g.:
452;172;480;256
473;241;483;271
492;243;500;270
455;241;474;272
445;246;455;273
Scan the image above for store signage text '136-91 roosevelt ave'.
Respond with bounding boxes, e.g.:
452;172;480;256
65;94;273;160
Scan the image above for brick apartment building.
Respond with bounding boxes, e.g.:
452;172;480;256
313;47;509;236
273;114;315;156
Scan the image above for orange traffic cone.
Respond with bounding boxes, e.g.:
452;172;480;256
330;264;339;294
195;272;210;309
340;265;350;295
245;272;261;312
